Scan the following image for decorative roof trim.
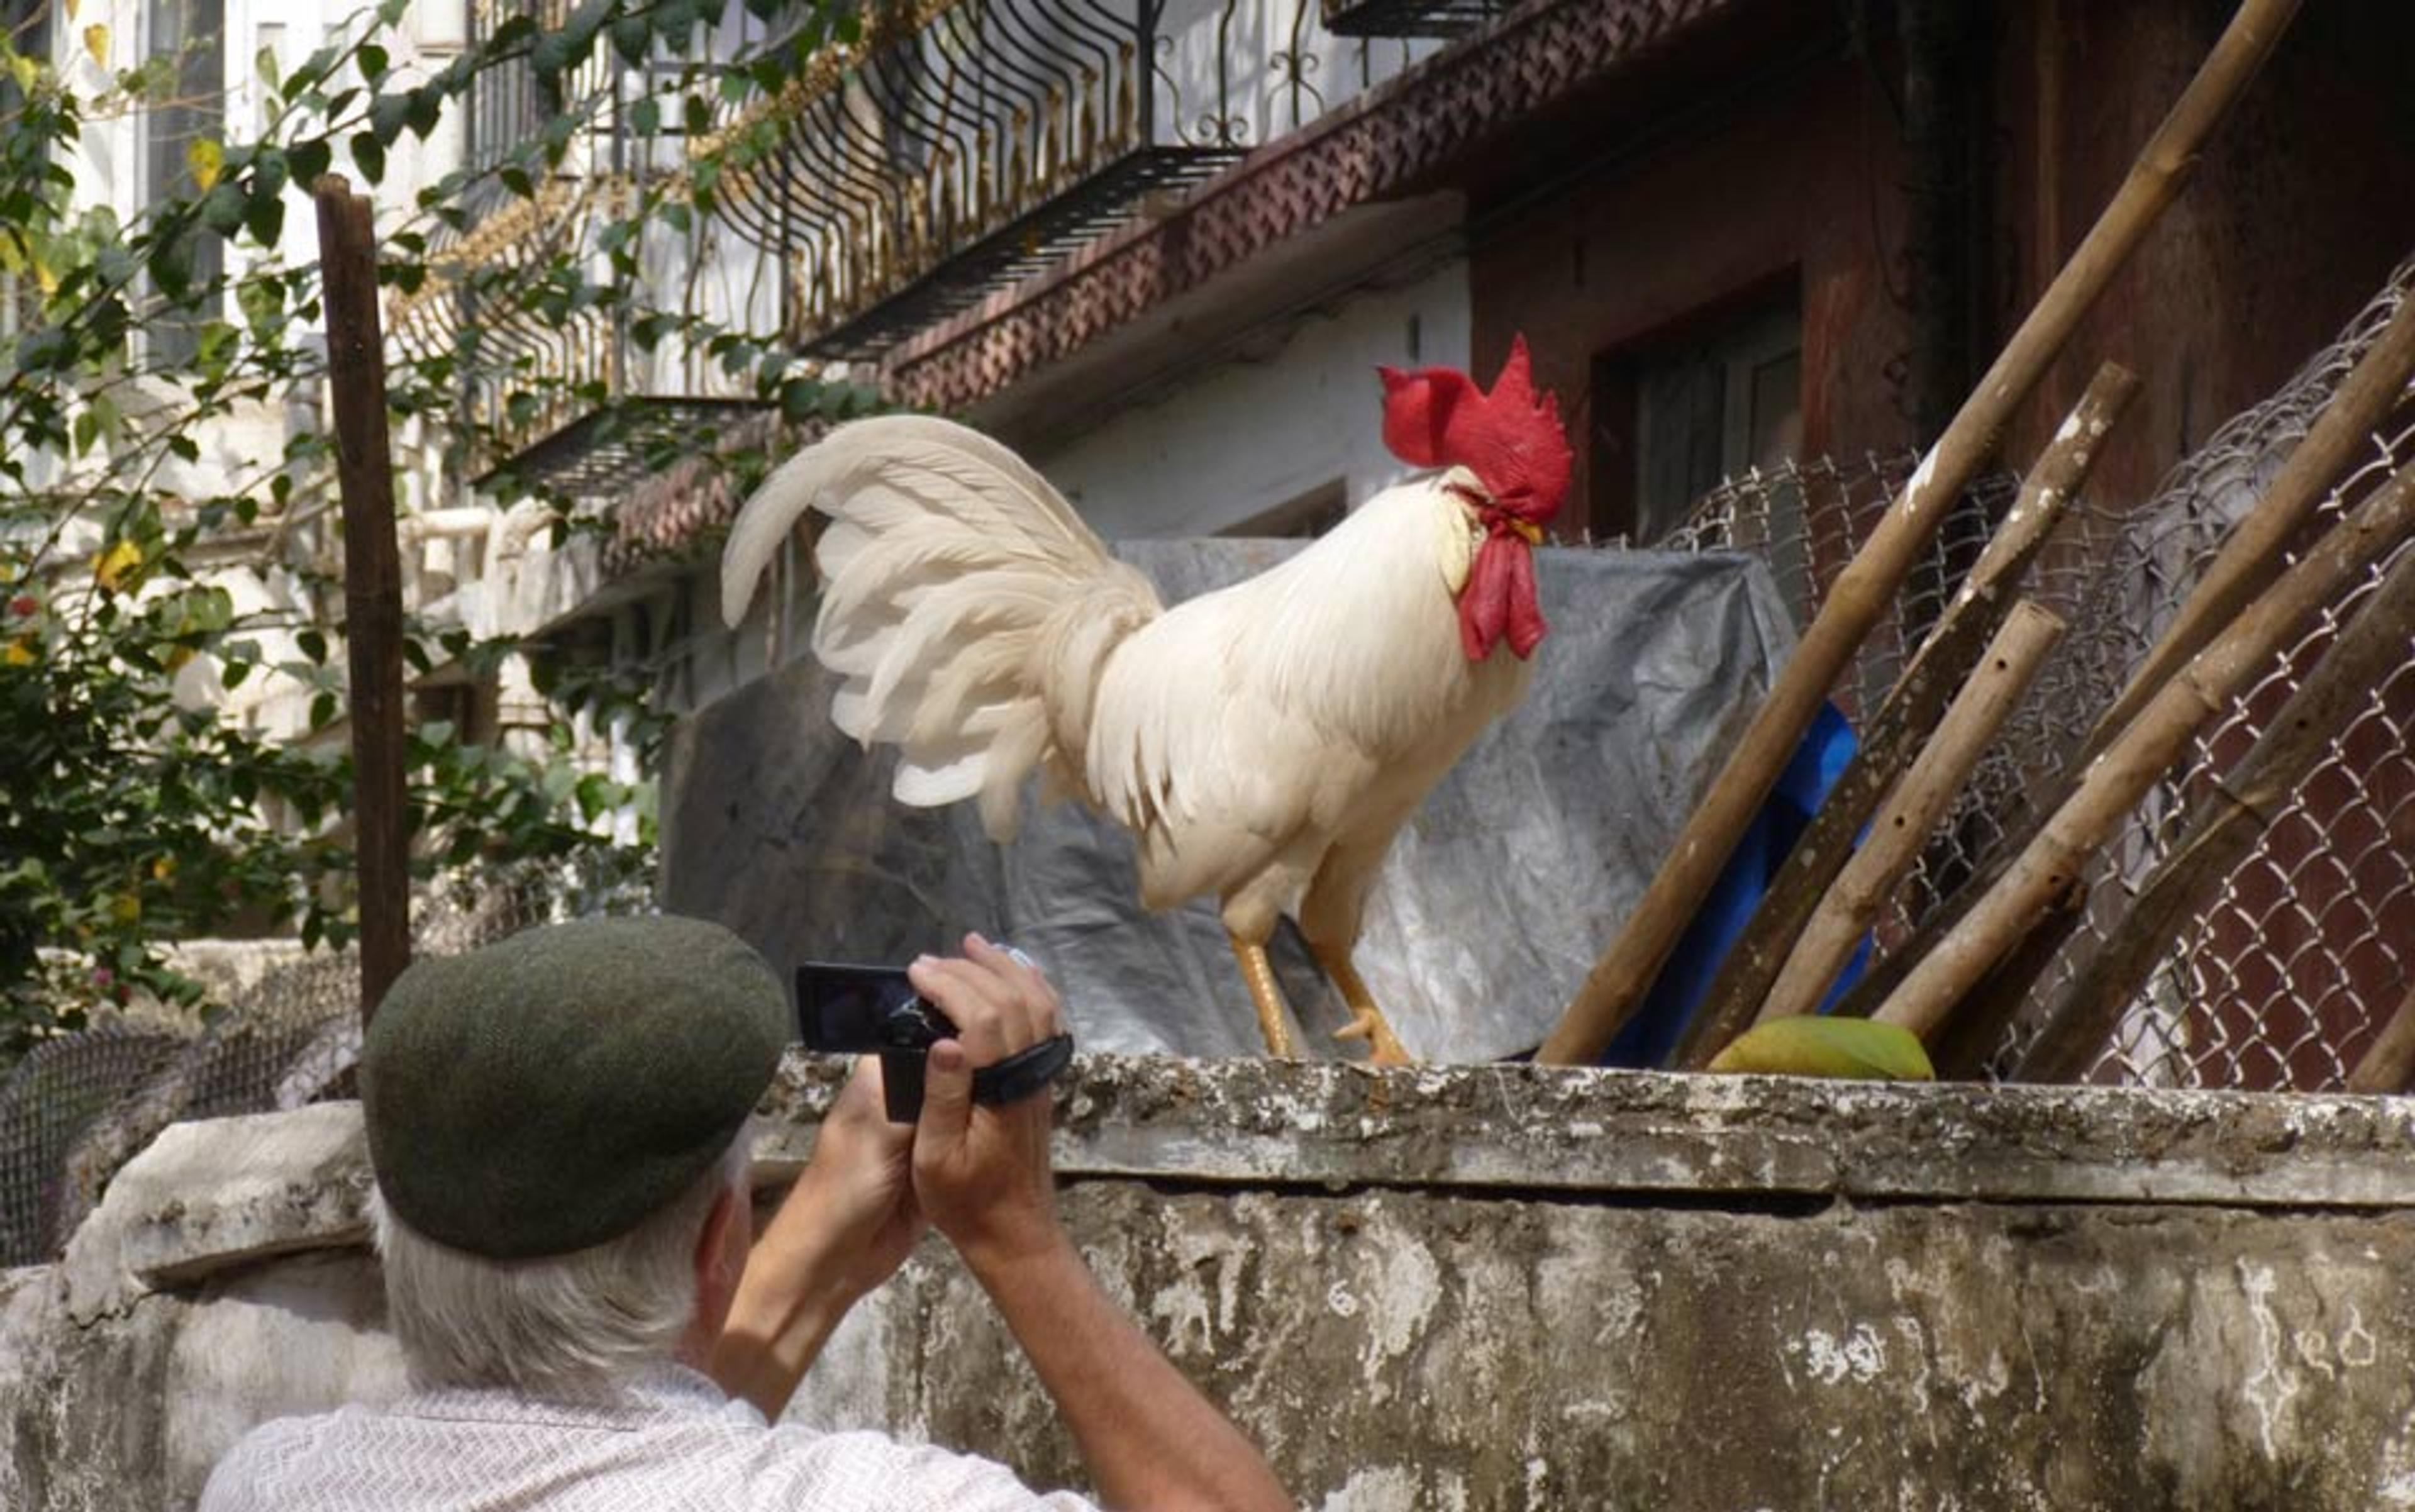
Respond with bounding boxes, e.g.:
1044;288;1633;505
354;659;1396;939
883;0;1730;413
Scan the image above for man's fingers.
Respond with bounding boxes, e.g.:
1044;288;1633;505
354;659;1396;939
914;1039;975;1157
908;956;1011;1060
963;933;1062;1043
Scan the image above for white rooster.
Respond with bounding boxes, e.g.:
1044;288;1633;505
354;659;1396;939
719;340;1572;1062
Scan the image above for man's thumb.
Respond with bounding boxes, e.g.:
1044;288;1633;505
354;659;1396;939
917;1039;974;1147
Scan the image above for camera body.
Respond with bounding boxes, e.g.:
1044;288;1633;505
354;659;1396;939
795;960;1074;1123
796;963;953;1121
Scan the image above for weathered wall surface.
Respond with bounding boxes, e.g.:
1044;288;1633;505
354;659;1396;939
12;1059;2415;1510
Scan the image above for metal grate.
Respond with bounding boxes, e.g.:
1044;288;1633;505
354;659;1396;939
1666;254;2415;1092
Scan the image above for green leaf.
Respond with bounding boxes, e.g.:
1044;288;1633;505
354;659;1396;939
630;96;660;136
289;138;331;186
244;187;285;248
369;91;410;147
358;42;389;84
198;182;247;236
404;85;441;140
1706;1017;1937;1082
350;132;385;185
610;16;652;67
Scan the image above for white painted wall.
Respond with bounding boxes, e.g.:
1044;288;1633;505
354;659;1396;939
1031;260;1470;538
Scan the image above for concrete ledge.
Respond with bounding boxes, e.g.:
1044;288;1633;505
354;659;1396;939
21;1056;2415;1509
55;1058;2415;1323
766;1053;2415;1207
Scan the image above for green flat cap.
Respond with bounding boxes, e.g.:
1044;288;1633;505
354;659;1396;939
362;915;787;1260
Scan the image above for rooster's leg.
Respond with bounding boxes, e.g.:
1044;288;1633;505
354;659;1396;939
1308;942;1412;1066
1227;933;1299;1059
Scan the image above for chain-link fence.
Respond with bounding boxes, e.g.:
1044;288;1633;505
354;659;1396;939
1667;254;2415;1092
0;855;654;1267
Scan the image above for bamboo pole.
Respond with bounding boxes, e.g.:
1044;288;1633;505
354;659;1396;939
1830;289;2415;1027
1670;364;2139;1069
1757;600;2066;1026
2348;982;2415;1095
1874;453;2415;1042
316;175;412;1024
2017;540;2415;1082
1928;874;2087;1081
2083;286;2415;761
1538;0;2301;1065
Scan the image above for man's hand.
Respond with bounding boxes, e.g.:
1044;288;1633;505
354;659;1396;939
711;1059;924;1418
782;1057;927;1302
905;933;1067;1269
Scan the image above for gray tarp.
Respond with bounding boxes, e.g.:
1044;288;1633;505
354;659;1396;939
663;543;1794;1062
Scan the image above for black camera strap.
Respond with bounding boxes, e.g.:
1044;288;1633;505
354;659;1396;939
973;1033;1076;1107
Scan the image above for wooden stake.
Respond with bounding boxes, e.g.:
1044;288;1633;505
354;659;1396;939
316;175;411;1024
1538;0;2301;1066
2018;540;2415;1082
2348;982;2415;1096
1874;454;2415;1042
2083;287;2415;761
1756;600;2066;1026
1670;363;2139;1069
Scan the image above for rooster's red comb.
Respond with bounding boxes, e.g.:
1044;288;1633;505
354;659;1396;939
1377;335;1572;525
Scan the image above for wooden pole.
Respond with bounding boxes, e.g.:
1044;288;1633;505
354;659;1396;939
316;174;411;1024
1538;0;2301;1065
2016;540;2415;1082
1670;363;2138;1069
2348;982;2415;1095
1873;454;2415;1042
1927;873;2087;1081
2082;287;2415;761
1756;599;2065;1026
1833;281;2415;1025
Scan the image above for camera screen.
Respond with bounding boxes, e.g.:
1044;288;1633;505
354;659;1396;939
795;962;921;1051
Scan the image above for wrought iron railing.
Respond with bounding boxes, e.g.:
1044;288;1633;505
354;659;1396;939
389;4;771;499
704;0;1430;359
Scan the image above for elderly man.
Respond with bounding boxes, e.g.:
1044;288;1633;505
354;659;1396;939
199;916;1289;1511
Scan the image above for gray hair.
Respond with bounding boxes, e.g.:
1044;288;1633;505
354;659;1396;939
372;1132;753;1396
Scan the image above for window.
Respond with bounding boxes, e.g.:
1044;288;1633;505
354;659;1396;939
1591;296;1802;546
145;0;224;367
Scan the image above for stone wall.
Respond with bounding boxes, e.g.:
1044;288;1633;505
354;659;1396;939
10;1058;2415;1509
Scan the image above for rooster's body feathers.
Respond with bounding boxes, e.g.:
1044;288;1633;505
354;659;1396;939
721;414;1533;961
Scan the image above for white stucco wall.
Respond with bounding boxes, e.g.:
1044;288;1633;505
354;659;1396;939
1030;261;1471;538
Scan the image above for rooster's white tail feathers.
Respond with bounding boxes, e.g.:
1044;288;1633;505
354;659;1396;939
719;415;1161;838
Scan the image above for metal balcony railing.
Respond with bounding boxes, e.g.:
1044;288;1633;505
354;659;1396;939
388;3;770;501
705;0;1428;360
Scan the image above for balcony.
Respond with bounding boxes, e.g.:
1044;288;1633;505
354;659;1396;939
704;0;1434;360
389;3;772;503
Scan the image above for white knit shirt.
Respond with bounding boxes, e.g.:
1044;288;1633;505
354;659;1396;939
197;1364;1099;1512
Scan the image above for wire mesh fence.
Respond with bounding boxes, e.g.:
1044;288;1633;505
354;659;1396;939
0;854;654;1267
1666;253;2415;1093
